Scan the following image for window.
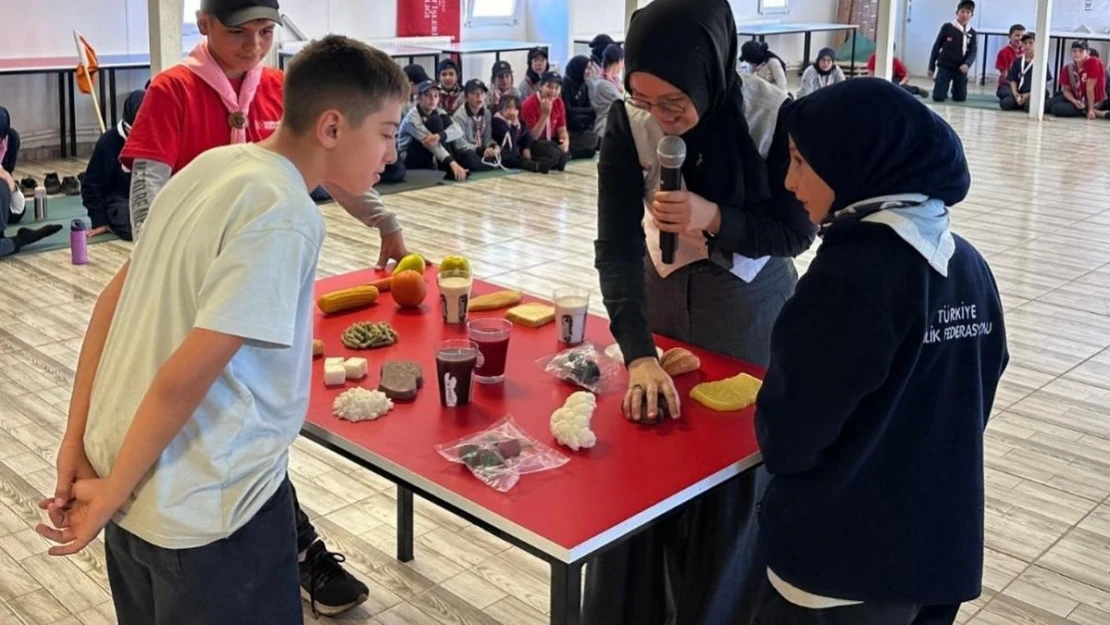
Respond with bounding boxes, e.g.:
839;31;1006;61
466;0;520;27
183;0;202;23
759;0;789;15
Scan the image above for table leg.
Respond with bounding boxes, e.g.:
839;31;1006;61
802;31;812;73
109;69;118;127
549;560;582;625
980;34;989;86
397;486;414;563
98;70;108;129
68;71;77;156
850;33;857;79
57;72;67;158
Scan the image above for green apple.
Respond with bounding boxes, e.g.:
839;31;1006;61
439;255;471;277
393;253;427;276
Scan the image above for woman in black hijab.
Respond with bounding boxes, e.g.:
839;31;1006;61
0;106;20;174
741;40;789;91
587;0;815;623
562;55;599;159
82;89;147;240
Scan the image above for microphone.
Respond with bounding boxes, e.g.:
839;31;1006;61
656;135;687;265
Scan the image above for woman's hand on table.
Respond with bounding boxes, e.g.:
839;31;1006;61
650;190;721;236
624;357;680;422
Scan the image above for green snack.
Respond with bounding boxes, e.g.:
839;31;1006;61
459;444;481;468
474;449;505;469
341;321;399;350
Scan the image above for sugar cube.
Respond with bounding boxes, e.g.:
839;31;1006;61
344;358;368;379
324;364;347;386
325;357;345;367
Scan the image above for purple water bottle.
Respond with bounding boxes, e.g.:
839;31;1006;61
70;220;88;265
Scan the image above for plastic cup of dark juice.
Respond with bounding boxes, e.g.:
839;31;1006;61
468;318;511;384
435;339;480;407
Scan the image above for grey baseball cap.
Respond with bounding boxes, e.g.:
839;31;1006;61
201;0;281;26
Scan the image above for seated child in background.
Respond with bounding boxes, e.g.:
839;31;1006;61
1000;33;1051;112
1052;40;1108;119
928;0;977;102
995;24;1026;99
561;56;600;160
0;168;61;258
520;71;571;170
82;89;146;240
755;77;1008;625
453;79;501;167
867;47;928;97
741;40;788;92
589;44;625;137
519;47;550;100
403;64;430;116
586;34;617;81
798;48;845;98
490;60;520;108
0;106;19;174
398;81;483;180
33;36;407;624
437;59;464;114
1088;49;1110;103
492;95;563;173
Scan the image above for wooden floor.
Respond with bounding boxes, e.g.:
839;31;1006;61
3;100;1110;625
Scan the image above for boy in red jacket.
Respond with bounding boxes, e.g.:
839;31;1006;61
994;24;1025;99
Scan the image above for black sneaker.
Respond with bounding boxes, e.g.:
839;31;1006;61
19;176;37;198
61;176;80;196
299;541;369;617
43;173;61;195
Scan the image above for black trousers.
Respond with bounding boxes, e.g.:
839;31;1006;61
1051;94;1110;117
568;131;599;160
291;479;318;553
381;161;406;184
530;140;569;171
105;479;303;625
898;83;928;97
753;583;959;625
103;196;134;241
2;128;19;174
932;66;968;102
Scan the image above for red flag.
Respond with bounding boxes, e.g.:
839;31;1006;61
397;0;461;42
74;33;99;95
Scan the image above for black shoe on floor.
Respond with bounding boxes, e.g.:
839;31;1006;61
77;171;85;186
299;541;369;618
12;225;63;252
43;173;61;195
61;176;80;196
19;176;37;198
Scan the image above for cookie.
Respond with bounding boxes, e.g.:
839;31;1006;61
379;360;424;401
661;347;700;376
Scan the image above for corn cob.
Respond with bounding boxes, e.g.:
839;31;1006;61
316;286;379;314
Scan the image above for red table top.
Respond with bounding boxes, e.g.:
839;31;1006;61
306;267;764;562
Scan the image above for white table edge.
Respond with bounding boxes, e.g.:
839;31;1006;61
301;420;763;564
736;23;860;35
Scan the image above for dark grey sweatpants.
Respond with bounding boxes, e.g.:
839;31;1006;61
105;478;302;625
582;257;798;625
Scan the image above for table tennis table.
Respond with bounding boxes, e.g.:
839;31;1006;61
303;266;765;625
737;22;861;76
0;54;152;157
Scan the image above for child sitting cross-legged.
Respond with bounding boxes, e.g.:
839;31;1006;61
492;94;563;174
452;79;501;169
399;81;490;181
798;48;846;98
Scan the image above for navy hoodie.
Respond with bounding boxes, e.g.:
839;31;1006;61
929;21;978;72
758;79;1009;604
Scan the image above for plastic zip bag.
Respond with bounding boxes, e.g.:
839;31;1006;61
436;415;569;492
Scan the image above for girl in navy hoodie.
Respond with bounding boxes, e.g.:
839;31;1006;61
753;77;1009;624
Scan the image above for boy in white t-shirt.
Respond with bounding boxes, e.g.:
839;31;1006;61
35;35;406;625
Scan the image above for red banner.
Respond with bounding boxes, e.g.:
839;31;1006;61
397;0;461;42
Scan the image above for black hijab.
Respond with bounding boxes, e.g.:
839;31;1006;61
741;40;787;73
0;106;10;138
782;78;970;214
122;89;145;128
563;56;595;129
590;34;616;65
815;47;836;76
624;0;771;214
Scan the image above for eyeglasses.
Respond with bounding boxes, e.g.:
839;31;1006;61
626;96;690;116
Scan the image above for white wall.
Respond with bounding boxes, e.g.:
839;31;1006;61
0;0;539;152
